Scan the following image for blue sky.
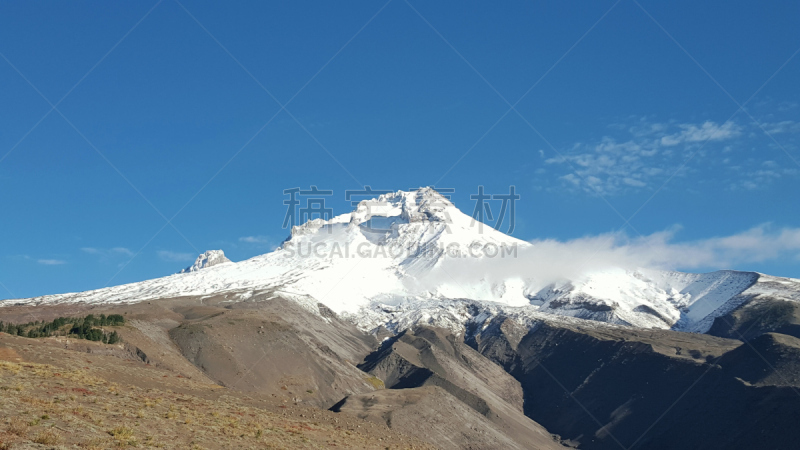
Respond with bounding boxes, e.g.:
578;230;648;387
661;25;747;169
1;0;799;300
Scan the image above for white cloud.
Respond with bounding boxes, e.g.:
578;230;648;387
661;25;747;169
239;236;270;244
763;120;800;134
726;162;798;191
157;250;195;262
623;177;646;187
424;224;800;292
659;121;740;146
81;247;133;257
38;259;66;265
239;236;279;250
543;119;757;195
546;137;663;195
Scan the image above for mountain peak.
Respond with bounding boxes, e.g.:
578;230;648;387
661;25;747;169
351;187;454;225
288;187;522;248
179;250;231;274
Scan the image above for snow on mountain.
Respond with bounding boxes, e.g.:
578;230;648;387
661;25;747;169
179;250;232;273
2;187;799;336
525;268;762;332
3;188;525;313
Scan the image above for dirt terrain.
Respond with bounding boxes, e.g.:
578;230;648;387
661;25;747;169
0;294;432;450
0;294;564;449
333;386;547;450
0;332;431;450
345;326;566;449
168;297;379;408
5;292;800;450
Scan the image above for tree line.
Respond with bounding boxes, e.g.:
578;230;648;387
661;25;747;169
0;314;124;344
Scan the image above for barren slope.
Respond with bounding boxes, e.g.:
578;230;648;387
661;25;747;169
355;326;566;450
0;332;431;450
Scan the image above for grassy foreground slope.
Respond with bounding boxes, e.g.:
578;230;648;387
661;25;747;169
0;333;431;450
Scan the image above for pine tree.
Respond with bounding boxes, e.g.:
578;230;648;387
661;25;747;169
4;314;124;343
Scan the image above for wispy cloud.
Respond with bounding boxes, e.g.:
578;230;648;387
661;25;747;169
523;224;800;271
762;120;800;134
723;158;799;191
546;136;664;195
157;250;195;262
541;118;793;195
422;224;800;293
239;236;271;244
239;235;279;250
38;259;66;265
81;247;134;257
11;255;67;265
659;121;741;146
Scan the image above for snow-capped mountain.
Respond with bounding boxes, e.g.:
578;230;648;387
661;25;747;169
179;250;232;273
3;188;527;312
3;187;799;336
